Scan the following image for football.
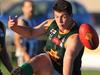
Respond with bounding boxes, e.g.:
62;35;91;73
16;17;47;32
79;23;99;50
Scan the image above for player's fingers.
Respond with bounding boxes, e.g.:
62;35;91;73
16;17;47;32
8;21;15;28
9;16;11;20
10;22;15;25
9;16;13;21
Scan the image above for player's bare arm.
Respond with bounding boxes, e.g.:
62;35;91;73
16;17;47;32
14;33;24;50
8;17;54;38
63;34;83;75
14;17;27;52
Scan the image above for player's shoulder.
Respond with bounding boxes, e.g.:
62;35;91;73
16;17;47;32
69;34;79;39
45;19;54;27
68;33;80;43
64;33;80;47
46;18;54;22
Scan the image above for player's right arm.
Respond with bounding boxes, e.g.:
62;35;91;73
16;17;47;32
14;18;25;49
8;16;54;38
14;18;30;61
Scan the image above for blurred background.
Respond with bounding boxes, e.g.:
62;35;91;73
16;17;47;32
0;0;100;75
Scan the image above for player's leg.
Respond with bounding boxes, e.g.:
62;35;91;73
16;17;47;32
29;53;53;75
11;53;54;75
30;53;61;75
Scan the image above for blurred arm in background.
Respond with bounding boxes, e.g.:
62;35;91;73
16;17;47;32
14;18;30;66
0;21;13;72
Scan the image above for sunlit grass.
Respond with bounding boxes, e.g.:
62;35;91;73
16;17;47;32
1;61;100;75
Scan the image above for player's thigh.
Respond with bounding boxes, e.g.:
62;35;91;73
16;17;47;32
30;53;53;74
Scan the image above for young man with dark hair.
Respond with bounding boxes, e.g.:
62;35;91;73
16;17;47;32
0;21;13;75
8;0;84;75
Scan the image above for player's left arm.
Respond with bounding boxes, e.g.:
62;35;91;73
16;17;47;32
0;35;13;72
63;34;83;75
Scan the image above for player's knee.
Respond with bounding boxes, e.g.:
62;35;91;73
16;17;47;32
30;53;49;63
30;53;52;72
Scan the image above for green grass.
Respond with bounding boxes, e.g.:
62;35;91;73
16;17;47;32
1;64;100;75
1;64;10;75
82;70;100;75
0;58;17;75
0;59;100;75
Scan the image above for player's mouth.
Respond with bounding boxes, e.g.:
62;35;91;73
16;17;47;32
61;24;66;29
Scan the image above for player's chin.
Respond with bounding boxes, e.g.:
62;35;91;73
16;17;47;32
59;26;63;30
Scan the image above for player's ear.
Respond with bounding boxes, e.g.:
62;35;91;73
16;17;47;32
66;18;75;30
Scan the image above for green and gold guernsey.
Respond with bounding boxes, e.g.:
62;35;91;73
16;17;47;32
44;20;84;75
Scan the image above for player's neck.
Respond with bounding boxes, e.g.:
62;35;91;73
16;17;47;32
24;14;33;19
59;29;70;35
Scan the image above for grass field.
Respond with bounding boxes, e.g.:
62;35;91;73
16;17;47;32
82;70;100;75
0;61;100;75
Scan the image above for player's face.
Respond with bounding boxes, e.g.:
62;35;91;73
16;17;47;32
54;11;71;31
22;2;34;17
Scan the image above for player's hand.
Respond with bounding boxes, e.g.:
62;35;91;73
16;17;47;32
8;16;18;29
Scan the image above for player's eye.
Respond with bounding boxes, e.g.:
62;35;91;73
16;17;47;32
55;16;59;18
63;15;68;18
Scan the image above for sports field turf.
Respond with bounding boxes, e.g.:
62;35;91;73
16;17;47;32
0;61;100;75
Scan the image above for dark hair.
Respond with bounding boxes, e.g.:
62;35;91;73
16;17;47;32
22;0;35;8
0;21;5;33
53;0;72;16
